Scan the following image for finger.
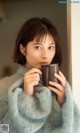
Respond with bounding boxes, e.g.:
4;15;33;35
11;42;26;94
59;71;66;81
31;79;39;86
24;73;40;79
24;78;39;88
49;81;62;91
25;68;42;75
48;86;61;96
25;76;40;83
54;73;65;87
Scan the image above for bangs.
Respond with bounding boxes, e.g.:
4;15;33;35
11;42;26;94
33;32;54;43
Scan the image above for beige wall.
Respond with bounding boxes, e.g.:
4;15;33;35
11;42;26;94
67;3;80;109
0;0;67;79
71;4;80;109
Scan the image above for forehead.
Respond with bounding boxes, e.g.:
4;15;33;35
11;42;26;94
33;33;55;43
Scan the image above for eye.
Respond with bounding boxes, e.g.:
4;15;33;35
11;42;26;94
34;45;41;50
48;46;55;50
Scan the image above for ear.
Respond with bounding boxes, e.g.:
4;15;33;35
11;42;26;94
20;44;26;56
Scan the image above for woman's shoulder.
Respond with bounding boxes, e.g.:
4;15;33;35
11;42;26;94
0;73;19;86
0;72;21;96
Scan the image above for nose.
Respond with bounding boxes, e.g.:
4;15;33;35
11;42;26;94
41;49;48;59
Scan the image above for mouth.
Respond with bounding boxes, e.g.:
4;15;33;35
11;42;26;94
39;62;49;65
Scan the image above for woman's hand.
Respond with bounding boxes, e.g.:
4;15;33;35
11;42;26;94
48;71;66;106
23;68;42;96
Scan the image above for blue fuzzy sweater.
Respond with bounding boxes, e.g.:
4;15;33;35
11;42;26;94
0;65;80;133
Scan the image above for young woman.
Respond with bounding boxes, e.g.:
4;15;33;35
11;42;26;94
0;17;80;133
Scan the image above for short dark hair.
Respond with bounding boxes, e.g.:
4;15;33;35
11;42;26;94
13;17;62;67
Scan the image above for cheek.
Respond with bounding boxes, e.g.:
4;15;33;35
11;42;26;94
50;50;56;58
26;51;40;60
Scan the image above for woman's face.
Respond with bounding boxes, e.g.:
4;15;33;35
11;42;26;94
21;34;56;69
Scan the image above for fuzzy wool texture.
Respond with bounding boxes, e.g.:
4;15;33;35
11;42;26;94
0;65;80;133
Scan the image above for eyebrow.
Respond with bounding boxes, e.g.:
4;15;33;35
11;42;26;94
33;42;55;45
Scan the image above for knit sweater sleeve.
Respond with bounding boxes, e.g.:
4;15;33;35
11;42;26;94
0;74;21;124
47;82;80;133
7;78;52;133
0;77;10;124
61;82;80;133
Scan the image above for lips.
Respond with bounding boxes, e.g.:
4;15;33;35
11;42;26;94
39;62;49;65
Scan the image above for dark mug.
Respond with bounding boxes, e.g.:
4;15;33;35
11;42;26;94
41;64;60;87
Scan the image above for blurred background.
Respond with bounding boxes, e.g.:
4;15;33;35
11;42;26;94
0;0;67;78
0;0;80;108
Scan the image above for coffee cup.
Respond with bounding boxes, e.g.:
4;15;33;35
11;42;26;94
41;63;60;87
